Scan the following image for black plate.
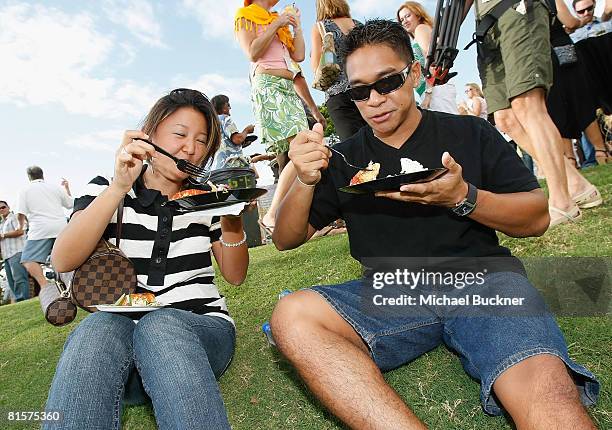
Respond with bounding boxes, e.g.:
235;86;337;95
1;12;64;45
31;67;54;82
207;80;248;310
338;168;448;194
163;187;267;212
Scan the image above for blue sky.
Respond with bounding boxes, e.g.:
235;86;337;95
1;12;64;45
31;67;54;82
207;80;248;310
1;0;597;209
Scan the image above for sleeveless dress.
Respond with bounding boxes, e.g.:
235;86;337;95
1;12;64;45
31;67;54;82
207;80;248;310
321;19;367;140
546;19;597;138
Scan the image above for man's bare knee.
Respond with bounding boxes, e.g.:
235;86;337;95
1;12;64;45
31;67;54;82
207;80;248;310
510;88;548;123
529;356;581;406
497;354;581;408
494;109;519;135
270;290;367;354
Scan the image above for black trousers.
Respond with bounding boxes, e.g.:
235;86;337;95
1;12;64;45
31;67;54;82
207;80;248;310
326;90;367;141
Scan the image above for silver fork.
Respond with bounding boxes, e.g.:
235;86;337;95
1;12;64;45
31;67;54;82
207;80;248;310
327;146;372;171
134;138;211;180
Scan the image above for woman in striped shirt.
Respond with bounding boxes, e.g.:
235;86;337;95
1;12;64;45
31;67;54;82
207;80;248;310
44;89;248;430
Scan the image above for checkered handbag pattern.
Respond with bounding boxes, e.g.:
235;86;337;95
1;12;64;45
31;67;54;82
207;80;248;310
70;239;137;311
40;282;78;326
45;298;78;326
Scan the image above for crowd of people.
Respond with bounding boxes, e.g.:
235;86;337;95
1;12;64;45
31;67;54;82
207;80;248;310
0;0;609;428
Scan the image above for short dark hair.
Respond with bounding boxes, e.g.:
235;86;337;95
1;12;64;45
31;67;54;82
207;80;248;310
0;200;8;207
572;0;593;9
211;94;229;114
27;166;44;180
340;19;414;69
140;89;221;168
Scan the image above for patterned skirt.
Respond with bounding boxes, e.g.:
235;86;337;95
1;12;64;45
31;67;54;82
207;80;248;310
251;74;309;154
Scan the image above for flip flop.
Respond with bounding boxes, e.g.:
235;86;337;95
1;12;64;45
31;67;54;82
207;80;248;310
572;186;603;209
257;219;274;236
549;205;582;228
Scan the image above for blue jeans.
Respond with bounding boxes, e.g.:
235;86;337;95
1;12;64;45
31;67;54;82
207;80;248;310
310;272;600;416
4;252;29;301
44;309;235;430
580;134;597;168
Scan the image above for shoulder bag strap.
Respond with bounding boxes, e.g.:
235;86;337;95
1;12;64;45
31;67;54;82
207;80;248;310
318;21;326;39
116;199;125;247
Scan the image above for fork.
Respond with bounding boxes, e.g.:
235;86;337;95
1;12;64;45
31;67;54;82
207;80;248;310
134;138;211;180
327;146;373;171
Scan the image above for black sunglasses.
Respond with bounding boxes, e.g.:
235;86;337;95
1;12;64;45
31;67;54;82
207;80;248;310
349;63;414;101
0;206;8;209
576;5;594;14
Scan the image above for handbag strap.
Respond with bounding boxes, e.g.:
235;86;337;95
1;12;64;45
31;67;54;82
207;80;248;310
116;199;125;247
317;21;326;39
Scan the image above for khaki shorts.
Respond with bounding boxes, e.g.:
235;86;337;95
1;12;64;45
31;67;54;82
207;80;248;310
477;1;553;113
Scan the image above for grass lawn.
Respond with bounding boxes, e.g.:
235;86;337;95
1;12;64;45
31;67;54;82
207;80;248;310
1;164;610;429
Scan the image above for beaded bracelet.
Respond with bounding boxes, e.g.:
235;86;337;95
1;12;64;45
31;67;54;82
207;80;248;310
297;176;319;187
220;231;247;247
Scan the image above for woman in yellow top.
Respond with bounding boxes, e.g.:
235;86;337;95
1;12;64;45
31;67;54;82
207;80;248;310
236;0;323;233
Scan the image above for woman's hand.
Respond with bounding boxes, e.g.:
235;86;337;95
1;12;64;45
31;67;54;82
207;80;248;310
112;130;154;194
274;12;294;30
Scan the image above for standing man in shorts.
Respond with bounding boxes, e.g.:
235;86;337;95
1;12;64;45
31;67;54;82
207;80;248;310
464;0;601;226
270;19;598;429
17;166;73;293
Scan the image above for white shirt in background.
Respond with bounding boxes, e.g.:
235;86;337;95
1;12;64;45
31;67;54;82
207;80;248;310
17;179;74;240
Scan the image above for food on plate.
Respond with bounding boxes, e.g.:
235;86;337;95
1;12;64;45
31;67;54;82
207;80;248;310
349;161;380;185
399;158;426;174
206;181;230;193
170;189;210;200
114;293;160;307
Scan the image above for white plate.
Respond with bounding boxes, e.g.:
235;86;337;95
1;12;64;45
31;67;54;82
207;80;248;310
91;304;166;313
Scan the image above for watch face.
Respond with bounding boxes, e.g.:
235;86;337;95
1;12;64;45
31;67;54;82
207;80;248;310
453;201;476;216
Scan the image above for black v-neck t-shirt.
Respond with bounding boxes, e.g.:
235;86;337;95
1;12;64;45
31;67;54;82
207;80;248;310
308;110;540;262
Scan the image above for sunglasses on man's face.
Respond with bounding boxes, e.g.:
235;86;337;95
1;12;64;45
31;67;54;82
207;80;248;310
576;5;594;14
0;206;8;210
349;63;414;102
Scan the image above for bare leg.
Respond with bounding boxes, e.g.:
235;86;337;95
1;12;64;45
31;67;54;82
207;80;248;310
22;261;46;289
261;159;297;229
494;354;596;429
271;291;427;430
509;89;573;211
495;107;594;200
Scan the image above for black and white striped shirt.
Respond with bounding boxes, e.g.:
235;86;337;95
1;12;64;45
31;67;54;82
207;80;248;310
73;168;232;324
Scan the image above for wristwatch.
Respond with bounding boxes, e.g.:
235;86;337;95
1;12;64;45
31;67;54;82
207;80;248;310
452;182;478;216
424;88;433;94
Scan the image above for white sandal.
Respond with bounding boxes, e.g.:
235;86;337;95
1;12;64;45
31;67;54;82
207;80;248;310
549;205;582;228
572;186;603;209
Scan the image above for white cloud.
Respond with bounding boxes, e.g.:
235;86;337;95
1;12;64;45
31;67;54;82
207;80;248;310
351;0;437;19
181;0;237;40
0;3;158;119
102;0;166;48
172;73;252;106
64;129;125;152
351;0;403;17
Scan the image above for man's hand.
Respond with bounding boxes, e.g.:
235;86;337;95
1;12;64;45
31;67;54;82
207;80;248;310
376;152;468;207
243;124;255;134
288;123;331;186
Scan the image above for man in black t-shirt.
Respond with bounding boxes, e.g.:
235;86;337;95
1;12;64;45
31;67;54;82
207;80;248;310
270;19;598;430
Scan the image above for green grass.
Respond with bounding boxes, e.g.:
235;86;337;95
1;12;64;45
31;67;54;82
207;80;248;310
1;165;610;429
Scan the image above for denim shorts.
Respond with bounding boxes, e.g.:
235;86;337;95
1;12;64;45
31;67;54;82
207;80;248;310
309;271;600;415
20;238;55;263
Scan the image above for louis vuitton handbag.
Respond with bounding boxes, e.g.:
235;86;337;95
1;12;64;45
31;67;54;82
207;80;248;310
40;201;137;325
